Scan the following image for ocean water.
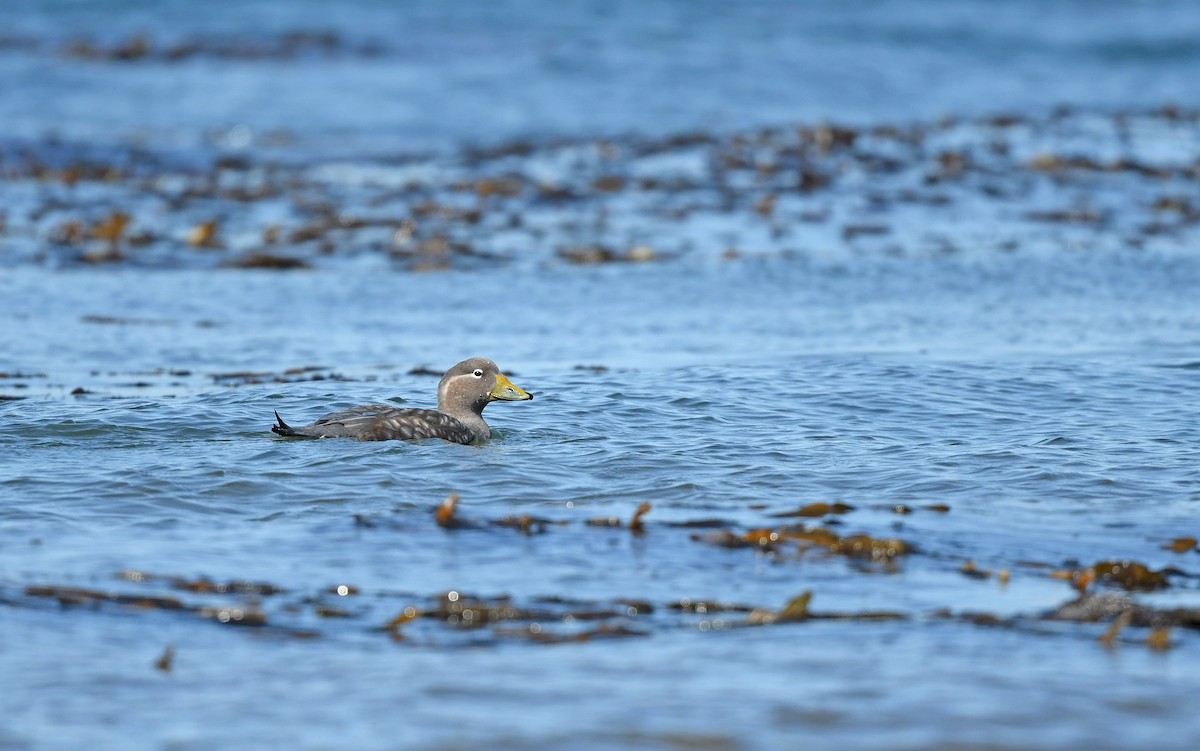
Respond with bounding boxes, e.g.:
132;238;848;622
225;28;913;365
2;2;1200;750
2;0;1199;155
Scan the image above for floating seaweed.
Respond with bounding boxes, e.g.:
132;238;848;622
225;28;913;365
1046;593;1200;630
435;493;463;528
585;516;624;528
187;220;221;249
1099;610;1134;649
584;501;652;533
693;528;784;551
557;245;658;265
59;32;382;64
1054;560;1174;592
4;107;1199;270
669;598;754;615
23;585;271;629
1146;627;1174;651
1025;209;1105;225
629;502;652;534
224;253;311;270
12;562;1193;651
691;522;912;562
1163;537;1198;554
960;560;992;580
117;570;286;596
769;502;854;518
315;606;353;619
493;622;647;645
957;562;1010;586
745;591;905;627
491;514;563;535
8;484;1197;652
209;366;342;385
773;591;812;623
154;645;175;672
789;527;913;561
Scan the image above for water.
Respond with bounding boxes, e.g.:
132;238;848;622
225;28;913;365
3;0;1199;155
5;260;1198;749
3;2;1200;750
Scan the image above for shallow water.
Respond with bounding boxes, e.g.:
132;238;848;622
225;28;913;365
3;2;1200;750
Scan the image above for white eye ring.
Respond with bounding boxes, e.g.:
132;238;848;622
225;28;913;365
472;369;484;378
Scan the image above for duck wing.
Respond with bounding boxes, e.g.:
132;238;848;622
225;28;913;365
273;404;474;444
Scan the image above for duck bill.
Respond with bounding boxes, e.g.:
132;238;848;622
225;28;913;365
489;373;533;401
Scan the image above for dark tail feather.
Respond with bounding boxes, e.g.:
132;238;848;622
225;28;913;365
271;410;297;436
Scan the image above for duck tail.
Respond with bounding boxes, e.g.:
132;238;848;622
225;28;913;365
271;410;297;437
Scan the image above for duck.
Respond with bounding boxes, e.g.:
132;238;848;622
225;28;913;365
271;357;532;444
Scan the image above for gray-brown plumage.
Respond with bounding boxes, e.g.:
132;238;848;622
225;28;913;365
271;357;532;444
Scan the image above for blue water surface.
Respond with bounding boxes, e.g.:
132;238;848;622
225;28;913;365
2;2;1200;750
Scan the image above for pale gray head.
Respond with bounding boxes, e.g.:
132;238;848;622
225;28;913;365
436;357;533;438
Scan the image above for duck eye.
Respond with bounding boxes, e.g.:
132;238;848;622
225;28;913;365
472;369;484;378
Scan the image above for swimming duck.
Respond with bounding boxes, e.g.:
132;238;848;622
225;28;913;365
271;357;532;444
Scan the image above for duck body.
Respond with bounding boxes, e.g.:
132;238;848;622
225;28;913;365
271;357;532;444
274;404;479;444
